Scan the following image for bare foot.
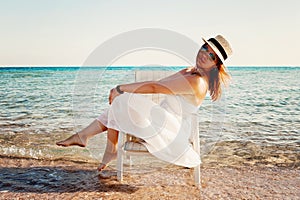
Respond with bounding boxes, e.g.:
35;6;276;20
56;133;86;147
97;151;117;171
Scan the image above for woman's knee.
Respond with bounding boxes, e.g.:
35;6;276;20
96;119;108;131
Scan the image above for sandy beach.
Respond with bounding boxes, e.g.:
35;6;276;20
0;156;299;200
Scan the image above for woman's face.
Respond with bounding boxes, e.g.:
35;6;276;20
196;44;218;70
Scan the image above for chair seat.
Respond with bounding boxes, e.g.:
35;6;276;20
124;141;148;152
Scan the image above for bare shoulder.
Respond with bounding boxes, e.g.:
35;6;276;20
181;66;194;74
160;67;191;81
186;75;207;97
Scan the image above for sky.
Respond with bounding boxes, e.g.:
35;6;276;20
0;0;299;67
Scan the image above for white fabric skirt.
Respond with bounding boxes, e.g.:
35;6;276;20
97;93;201;168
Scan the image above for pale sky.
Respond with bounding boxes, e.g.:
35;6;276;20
0;0;299;67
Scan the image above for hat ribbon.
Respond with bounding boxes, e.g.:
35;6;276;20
208;38;228;60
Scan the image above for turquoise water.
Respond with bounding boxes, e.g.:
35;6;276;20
0;66;299;167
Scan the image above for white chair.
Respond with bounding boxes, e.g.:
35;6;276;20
116;70;201;186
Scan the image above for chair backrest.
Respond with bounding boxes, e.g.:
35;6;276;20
135;70;173;103
126;70;173;143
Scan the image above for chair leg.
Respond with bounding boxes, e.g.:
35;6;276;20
194;165;201;187
191;114;201;186
127;155;132;166
117;132;125;181
117;150;123;181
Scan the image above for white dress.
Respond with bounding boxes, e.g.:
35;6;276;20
97;93;201;168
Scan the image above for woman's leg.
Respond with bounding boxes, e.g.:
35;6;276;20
98;128;119;171
56;119;107;147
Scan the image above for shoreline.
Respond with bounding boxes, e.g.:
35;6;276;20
0;156;299;199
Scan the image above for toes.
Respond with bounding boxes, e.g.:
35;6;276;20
98;163;107;171
56;141;67;147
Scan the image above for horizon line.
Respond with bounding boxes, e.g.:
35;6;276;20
0;65;299;68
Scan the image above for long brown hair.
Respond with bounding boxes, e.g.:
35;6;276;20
209;58;231;101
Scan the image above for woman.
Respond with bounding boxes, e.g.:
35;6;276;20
57;35;233;171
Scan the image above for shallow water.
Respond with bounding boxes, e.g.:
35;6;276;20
0;66;299;168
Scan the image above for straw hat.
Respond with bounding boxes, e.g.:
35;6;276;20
202;35;233;63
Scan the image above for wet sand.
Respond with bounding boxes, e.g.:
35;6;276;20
0;156;299;200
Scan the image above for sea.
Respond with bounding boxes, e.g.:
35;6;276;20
0;66;299;169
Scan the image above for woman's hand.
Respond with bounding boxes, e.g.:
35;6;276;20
109;87;120;104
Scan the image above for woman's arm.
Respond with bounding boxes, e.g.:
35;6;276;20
109;68;205;104
109;79;188;104
118;73;199;95
117;67;195;94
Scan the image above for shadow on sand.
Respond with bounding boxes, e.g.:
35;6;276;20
0;166;138;194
